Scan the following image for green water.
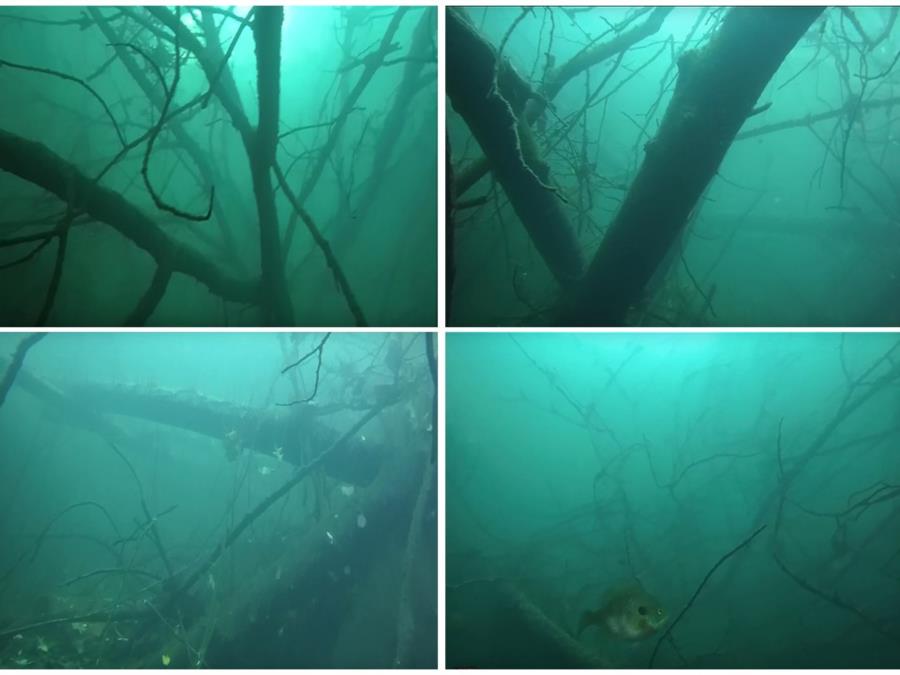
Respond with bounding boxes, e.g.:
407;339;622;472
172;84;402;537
0;332;437;667
0;7;436;326
447;332;900;667
448;7;900;327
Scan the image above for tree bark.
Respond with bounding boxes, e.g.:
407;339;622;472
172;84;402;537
0;130;258;305
446;9;584;287
565;7;824;325
252;7;294;324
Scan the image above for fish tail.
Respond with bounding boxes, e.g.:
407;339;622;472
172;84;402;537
577;610;598;637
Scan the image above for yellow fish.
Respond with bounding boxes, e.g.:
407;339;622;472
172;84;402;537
577;581;667;641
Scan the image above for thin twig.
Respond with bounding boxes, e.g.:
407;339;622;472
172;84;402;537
649;524;767;667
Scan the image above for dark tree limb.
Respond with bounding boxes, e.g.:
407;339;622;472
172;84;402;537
0;129;259;306
454;7;672;197
447;9;584;287
176;399;394;596
140;16;215;223
565;7;824;325
124;263;173;326
0;332;45;407
90;9;245;270
649;524;767;667
273;163;367;326
282;7;410;256
446;133;456;323
251;7;293;325
0;57;126;146
277;332;330;405
737;94;900;140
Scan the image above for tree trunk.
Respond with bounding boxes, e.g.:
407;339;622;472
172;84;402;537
446;9;584;287
565;7;824;325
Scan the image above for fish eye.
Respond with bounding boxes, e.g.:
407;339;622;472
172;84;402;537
637;606;648;616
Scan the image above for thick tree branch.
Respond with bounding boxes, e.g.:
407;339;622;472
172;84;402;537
565;7;823;325
0;129;259;305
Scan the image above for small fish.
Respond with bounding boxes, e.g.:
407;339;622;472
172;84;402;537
273;446;284;462
577;581;667;641
70;623;88;634
340;485;355;497
275;566;282;581
356;513;367;529
36;636;49;653
343;565;351;576
258;466;273;476
161;654;171;666
13;659;30;666
325;530;335;544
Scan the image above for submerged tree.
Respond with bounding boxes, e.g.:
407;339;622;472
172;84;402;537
0;333;437;667
0;7;437;326
448;7;900;326
446;333;900;667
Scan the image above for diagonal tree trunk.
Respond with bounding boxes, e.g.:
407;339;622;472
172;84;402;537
564;6;824;325
446;9;584;287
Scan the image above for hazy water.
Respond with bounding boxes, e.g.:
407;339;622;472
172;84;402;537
0;332;436;667
447;332;900;667
0;7;436;326
448;7;900;326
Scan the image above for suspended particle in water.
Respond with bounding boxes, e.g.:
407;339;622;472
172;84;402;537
344;565;351;576
357;513;367;529
340;485;355;497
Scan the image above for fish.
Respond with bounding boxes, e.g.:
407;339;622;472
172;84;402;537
577;581;667;641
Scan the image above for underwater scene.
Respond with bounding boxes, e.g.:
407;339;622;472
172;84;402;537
0;6;436;327
0;332;437;667
447;7;900;327
447;332;900;667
